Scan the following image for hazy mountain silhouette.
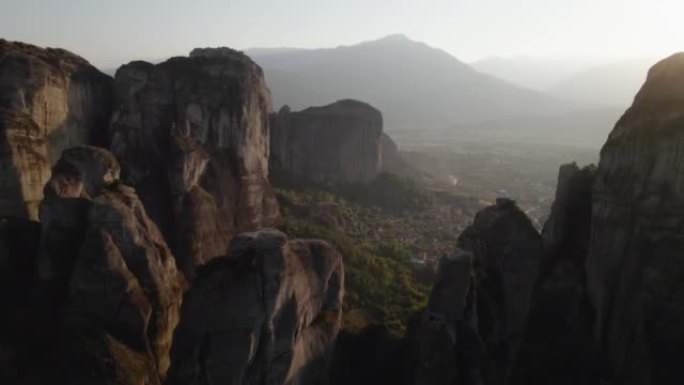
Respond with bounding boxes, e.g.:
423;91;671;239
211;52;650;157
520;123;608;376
247;34;578;132
473;56;654;109
472;55;596;90
544;58;654;108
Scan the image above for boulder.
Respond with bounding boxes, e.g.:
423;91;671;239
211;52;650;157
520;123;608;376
168;229;344;385
37;147;184;384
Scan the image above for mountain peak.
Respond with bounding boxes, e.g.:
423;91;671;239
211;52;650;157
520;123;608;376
366;34;415;45
377;34;411;42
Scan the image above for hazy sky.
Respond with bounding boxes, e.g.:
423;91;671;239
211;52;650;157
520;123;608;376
1;0;682;68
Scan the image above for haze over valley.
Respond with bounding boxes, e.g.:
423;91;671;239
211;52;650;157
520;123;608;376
2;1;684;384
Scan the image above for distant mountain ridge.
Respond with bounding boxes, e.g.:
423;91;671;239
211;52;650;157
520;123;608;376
473;55;655;109
246;35;578;132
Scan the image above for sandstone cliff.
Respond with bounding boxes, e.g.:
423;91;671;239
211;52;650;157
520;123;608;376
584;52;684;384
0;39;113;220
404;199;541;385
109;48;280;278
0;41;349;385
168;229;344;385
37;146;185;384
270;100;383;185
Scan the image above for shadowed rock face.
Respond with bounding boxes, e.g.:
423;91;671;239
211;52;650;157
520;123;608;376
585;52;684;385
271;100;383;185
37;147;185;384
510;163;599;385
0;217;41;381
404;199;542;385
109;48;280;279
0;39;113;219
168;229;344;385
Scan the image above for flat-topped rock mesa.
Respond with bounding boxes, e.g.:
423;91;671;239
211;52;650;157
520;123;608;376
0;39;113;219
585;52;684;384
109;47;280;278
270;100;383;184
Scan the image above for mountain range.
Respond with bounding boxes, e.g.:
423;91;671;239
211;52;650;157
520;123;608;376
246;35;578;133
473;56;653;108
247;35;652;148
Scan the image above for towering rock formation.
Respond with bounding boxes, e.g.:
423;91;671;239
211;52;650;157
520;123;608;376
0;41;349;385
270;100;383;185
37;146;185;384
405;53;684;385
168;229;344;385
404;199;542;385
109;47;280;278
510;163;599;385
0;39;113;220
584;53;684;384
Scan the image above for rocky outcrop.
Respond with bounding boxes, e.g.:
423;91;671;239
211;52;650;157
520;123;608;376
584;52;684;384
168;229;344;385
510;163;599;385
0;39;113;220
37;146;185;384
109;47;280;278
404;199;542;385
270;100;383;185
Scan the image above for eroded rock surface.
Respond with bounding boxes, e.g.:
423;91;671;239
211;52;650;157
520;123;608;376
109;48;279;278
585;52;684;384
37;146;185;384
0;39;113;219
168;229;344;385
270;100;383;185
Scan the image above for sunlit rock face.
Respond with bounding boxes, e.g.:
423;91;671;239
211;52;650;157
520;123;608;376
168;229;344;385
0;39;113;219
38;146;185;384
404;199;542;385
109;47;280;279
585;52;684;385
270;100;383;185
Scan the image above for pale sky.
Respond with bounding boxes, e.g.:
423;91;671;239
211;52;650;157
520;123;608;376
1;0;682;69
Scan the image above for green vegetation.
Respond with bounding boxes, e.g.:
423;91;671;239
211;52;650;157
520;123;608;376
337;172;435;211
275;178;436;336
274;172;486;335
